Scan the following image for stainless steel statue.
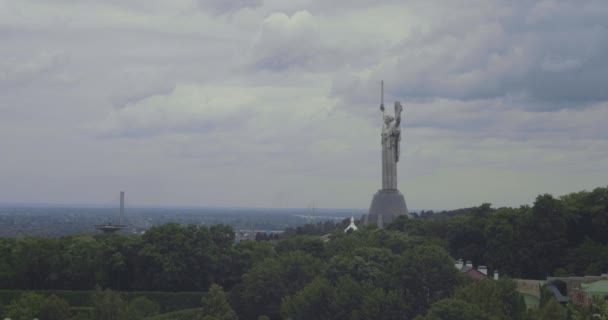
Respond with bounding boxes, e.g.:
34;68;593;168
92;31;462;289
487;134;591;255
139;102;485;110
364;81;410;227
380;100;403;189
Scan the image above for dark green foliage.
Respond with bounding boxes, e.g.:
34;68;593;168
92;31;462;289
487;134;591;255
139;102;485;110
391;245;461;317
281;277;336;320
281;276;410;320
564;237;608;275
325;247;394;284
231;251;323;320
446;207;488;265
200;284;237;320
124;291;203;313
386;186;608;279
70;307;95;320
40;294;72;320
416;299;495;320
483;208;520;276
93;289;128;320
136;223;236;291
128;296;160;319
0;224;239;292
529;298;568;320
279;229;459;320
0;289;205;315
275;235;326;258
144;308;202;320
454;279;526;320
0;238;17;288
356;287;408;320
4;292;45;320
11;237;62;289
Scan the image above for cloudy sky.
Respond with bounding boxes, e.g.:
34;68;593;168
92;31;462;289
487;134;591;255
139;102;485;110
1;0;608;210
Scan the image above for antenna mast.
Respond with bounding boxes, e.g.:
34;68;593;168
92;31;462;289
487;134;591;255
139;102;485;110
119;191;124;226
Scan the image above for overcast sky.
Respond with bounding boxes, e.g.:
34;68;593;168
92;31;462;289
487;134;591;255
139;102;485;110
1;0;608;210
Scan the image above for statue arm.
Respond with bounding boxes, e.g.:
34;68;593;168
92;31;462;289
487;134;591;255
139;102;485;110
394;102;403;127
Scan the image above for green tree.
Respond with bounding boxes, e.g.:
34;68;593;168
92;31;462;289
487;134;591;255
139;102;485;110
39;294;72;320
416;299;495;320
357;287;409;320
453;279;526;320
446;215;486;267
528;194;568;277
0;238;17;288
484;208;520;276
94;233;141;290
93;288;128;320
331;276;367;319
325;247;394;285
281;277;336;320
127;296;159;320
201;284;237;320
4;292;45;320
588;296;608;320
231;251;323;320
57;234;102;289
391;245;461;317
275;236;326;258
562;187;608;246
12;237;61;289
532;298;567;320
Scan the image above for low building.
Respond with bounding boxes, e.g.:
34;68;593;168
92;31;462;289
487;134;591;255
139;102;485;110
547;275;608;305
513;279;544;309
454;259;494;280
571;279;608;306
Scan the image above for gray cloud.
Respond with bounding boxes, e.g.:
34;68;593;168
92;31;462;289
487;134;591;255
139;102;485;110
1;0;608;209
327;0;608;111
248;9;388;72
196;0;264;15
0;51;68;88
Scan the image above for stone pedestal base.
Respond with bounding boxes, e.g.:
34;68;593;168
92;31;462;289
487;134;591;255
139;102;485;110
363;189;409;228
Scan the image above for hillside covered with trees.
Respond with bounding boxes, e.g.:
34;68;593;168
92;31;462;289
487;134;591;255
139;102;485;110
392;186;608;279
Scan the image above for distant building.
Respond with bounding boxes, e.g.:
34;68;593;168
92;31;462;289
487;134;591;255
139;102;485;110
513;279;544;309
235;230;283;243
344;217;358;233
454;259;492;280
571;279;608;306
547;274;608;305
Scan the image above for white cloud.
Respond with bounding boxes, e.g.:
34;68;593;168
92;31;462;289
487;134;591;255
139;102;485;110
92;85;257;137
249;10;322;70
0;51;67;86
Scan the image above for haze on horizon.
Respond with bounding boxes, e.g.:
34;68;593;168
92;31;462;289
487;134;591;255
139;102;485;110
1;0;608;210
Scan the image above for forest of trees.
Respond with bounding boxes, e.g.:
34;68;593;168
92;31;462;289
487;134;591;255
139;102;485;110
0;186;607;319
391;186;608;279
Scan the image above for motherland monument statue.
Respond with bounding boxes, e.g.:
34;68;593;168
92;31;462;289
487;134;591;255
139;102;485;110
363;81;410;227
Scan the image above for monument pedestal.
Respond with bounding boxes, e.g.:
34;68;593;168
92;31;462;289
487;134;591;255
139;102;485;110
364;189;409;228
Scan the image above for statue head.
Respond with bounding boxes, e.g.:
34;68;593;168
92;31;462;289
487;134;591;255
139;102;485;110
384;114;394;125
394;101;402;109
